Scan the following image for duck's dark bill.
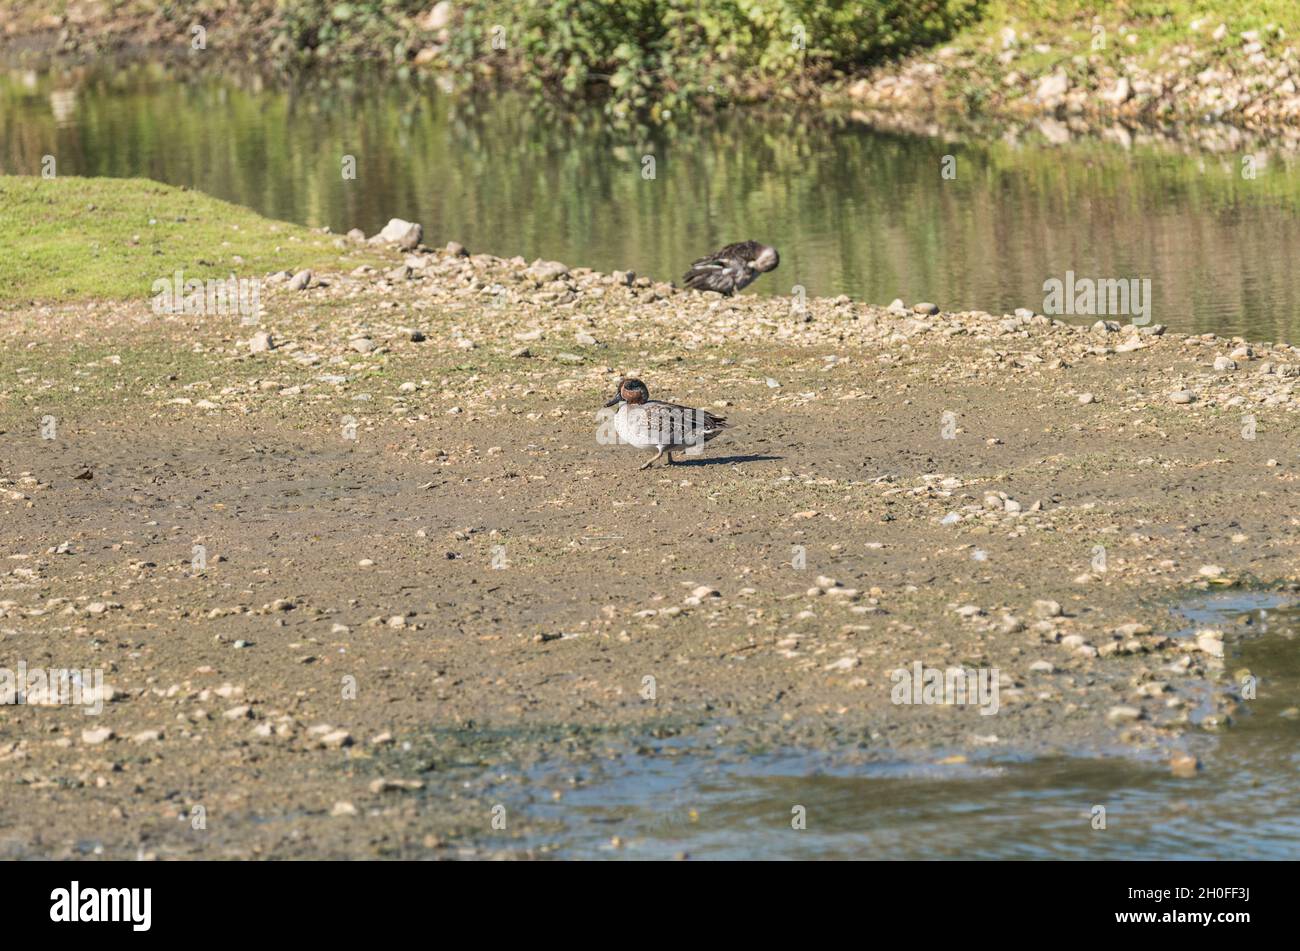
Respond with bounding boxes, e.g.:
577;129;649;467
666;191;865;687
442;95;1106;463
604;394;624;407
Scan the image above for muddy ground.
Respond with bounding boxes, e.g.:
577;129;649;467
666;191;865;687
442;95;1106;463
1;246;1298;858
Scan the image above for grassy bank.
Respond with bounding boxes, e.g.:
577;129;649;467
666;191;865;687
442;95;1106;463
0;175;376;303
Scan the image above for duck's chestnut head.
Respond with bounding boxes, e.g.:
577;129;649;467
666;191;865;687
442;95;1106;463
604;378;650;407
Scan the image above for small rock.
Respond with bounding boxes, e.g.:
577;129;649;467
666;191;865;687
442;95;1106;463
1169;390;1195;404
1106;705;1143;723
369;778;425;794
374;218;423;250
1033;599;1062;618
526;260;569;283
1035;70;1070;102
81;728;115;745
288;269;312;291
248;331;274;353
320;729;353;749
1194;629;1225;657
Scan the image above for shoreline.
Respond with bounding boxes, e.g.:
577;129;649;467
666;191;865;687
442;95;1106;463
2;176;1298;856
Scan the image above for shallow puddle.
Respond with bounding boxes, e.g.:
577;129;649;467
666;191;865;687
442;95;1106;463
507;594;1300;859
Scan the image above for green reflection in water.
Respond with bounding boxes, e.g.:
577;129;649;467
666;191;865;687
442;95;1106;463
4;62;1300;341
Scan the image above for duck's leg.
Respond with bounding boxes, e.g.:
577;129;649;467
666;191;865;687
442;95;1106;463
664;452;675;465
639;447;665;470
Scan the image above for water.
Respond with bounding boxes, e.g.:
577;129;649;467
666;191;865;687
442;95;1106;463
514;595;1300;859
4;62;1300;342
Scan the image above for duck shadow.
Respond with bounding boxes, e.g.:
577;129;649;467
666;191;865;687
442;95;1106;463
672;454;782;467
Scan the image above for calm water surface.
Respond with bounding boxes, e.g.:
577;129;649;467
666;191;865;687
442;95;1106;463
4;63;1300;341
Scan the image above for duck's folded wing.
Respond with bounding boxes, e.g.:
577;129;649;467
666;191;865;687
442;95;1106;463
683;257;747;292
636;402;730;446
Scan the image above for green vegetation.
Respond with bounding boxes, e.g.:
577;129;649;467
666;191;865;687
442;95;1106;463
444;0;985;122
0;176;373;303
105;0;984;124
15;1;1300;124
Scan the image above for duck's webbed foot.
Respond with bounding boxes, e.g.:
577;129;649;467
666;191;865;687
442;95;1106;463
639;447;666;470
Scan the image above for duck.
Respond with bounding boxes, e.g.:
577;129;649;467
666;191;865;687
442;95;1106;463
603;378;731;469
682;241;779;296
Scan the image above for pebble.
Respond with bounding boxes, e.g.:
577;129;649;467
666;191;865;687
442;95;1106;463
526;260;569;283
369;778;425;794
1033;599;1062;618
350;337;376;354
1194;629;1225;657
248;331;274;353
1169;752;1200;777
374;218;423;250
1077;392;1094;404
1106;705;1143;723
1169;390;1195;404
81;727;115;745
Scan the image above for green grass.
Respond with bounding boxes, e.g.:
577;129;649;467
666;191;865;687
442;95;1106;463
0;175;378;304
957;0;1300;66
